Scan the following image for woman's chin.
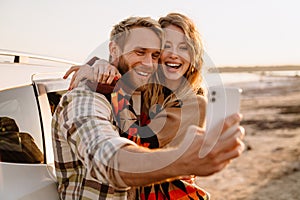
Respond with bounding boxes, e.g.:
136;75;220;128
164;73;182;82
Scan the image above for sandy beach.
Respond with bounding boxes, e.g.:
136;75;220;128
195;75;300;200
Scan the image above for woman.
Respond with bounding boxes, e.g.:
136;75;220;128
141;13;206;149
136;13;208;200
65;13;208;199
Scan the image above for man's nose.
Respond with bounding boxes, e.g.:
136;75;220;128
141;54;153;67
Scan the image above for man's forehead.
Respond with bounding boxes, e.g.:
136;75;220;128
123;27;161;51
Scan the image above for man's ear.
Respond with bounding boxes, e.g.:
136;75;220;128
109;41;121;65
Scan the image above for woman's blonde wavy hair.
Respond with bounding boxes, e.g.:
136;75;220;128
144;13;205;110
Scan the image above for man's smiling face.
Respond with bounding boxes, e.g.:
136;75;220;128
117;27;161;91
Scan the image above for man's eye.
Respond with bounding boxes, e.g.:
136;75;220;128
164;44;171;49
152;53;160;60
135;51;144;55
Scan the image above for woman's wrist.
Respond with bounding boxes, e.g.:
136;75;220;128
86;56;100;66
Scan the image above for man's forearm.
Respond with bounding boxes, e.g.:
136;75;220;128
114;145;185;186
108;114;245;187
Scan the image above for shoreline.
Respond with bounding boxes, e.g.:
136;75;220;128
225;73;299;86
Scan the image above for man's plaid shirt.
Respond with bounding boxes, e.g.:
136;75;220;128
52;83;136;199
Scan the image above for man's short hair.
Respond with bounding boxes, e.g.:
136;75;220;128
110;16;164;51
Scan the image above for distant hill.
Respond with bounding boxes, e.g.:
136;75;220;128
208;65;300;73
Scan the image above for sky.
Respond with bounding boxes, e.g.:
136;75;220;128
0;0;300;67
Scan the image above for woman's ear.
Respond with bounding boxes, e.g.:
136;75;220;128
109;41;120;65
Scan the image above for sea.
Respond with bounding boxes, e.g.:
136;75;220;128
203;71;300;87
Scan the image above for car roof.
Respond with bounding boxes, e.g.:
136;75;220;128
0;49;81;91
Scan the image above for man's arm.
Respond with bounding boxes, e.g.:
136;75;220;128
52;88;137;189
116;115;245;186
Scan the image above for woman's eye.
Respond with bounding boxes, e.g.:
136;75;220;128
179;46;188;51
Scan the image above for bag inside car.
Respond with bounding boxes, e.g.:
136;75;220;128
0;117;44;163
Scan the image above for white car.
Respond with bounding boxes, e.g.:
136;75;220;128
0;49;80;200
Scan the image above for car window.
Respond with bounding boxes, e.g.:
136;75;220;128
0;85;44;163
47;92;63;115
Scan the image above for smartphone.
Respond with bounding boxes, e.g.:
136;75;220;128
199;86;242;157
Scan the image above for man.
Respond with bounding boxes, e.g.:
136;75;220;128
52;16;244;199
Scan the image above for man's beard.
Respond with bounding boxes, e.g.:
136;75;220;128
117;56;149;92
117;56;129;76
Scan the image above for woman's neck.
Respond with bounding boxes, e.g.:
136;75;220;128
165;78;183;91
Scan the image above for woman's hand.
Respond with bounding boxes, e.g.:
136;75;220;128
63;64;91;90
63;59;121;90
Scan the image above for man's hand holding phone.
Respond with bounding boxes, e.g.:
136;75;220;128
199;86;245;158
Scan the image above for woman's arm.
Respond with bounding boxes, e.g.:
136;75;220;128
63;58;121;89
147;95;207;148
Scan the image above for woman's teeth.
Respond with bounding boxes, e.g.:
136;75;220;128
166;63;181;69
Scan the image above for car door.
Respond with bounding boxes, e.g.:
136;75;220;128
0;84;59;200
